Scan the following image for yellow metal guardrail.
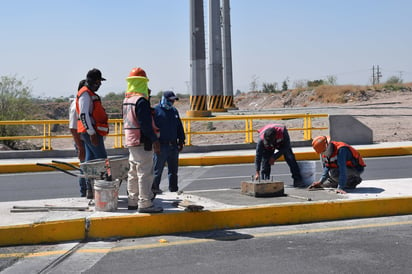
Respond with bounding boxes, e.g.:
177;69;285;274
0;114;328;150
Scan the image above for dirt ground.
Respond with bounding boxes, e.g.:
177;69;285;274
171;88;412;146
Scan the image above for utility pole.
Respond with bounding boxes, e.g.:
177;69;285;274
376;65;382;84
372;65;382;85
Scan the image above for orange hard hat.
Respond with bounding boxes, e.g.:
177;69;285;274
128;67;147;78
312;136;329;154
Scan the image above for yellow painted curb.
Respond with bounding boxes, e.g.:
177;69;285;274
179;155;255;166
87;196;412;240
0;162;79;174
359;146;412;157
1;197;411;246
0;219;85;247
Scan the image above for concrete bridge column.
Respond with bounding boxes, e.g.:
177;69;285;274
187;0;211;117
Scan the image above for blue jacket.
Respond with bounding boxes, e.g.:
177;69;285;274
153;104;185;144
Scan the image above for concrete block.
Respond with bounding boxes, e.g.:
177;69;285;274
241;181;284;197
329;115;373;145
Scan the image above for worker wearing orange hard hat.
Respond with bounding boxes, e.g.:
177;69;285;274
122;67;163;213
309;136;366;194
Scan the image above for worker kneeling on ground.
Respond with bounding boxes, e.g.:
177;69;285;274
309;136;366;194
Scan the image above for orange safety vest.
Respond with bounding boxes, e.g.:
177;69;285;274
122;94;159;147
322;141;366;169
76;86;109;136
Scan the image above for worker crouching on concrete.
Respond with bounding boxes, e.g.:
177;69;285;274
254;124;304;187
309;136;366;194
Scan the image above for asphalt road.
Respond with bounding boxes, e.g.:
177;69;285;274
0;155;411;202
1;215;411;273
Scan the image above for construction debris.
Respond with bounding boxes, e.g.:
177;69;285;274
172;200;204;212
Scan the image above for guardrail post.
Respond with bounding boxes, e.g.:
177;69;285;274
185;120;192;146
113;121;119;148
246;119;254;143
244;119;249;143
119;121;124;148
303;114;312;141
42;122;52;150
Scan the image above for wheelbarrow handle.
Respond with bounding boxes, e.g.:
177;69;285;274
51;160;82;171
36;163;84;178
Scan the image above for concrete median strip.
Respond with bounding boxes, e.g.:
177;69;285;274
1;196;412;246
1;143;412;246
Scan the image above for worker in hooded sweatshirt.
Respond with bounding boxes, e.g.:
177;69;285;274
151;91;185;194
309;136;366;194
254;123;304;187
122;67;162;213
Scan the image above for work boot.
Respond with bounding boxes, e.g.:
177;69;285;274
346;176;362;189
293;179;306;188
169;186;179;192
152;188;163;195
138;206;163;214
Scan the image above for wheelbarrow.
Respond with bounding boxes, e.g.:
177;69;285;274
37;156;129;212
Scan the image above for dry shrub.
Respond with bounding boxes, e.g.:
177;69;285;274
314;85;365;103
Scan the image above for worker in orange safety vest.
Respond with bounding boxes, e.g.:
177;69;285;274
309;136;366;194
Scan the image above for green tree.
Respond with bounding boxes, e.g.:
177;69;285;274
386;75;403;84
262;82;278;93
307;79;324;87
282;80;288;91
103;92;124;101
0;76;37;148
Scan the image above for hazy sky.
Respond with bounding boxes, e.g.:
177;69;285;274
1;0;411;98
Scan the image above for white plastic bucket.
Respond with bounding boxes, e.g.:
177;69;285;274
298;161;316;186
94;179;120;212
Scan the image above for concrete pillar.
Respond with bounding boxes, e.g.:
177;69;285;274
208;0;226;112
222;0;237;110
187;0;211;117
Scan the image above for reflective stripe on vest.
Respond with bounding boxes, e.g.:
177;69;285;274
122;95;159;147
123;95;142;147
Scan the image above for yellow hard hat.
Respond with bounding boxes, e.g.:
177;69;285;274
312;136;329;154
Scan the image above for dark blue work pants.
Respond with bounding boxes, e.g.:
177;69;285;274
152;144;179;192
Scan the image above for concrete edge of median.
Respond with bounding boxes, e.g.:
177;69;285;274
1;196;412;247
2;146;412;174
